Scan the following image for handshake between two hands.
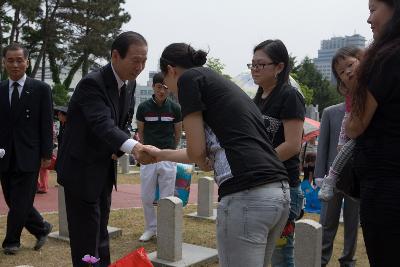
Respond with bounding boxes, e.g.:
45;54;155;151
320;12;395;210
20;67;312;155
131;143;161;165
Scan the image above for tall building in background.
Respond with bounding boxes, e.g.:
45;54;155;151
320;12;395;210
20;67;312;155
313;34;366;83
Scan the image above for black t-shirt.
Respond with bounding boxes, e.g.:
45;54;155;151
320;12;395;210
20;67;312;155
136;96;182;149
254;84;305;187
355;50;400;179
177;67;288;200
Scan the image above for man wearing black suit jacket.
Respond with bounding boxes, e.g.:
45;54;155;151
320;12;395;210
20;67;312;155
56;31;153;267
0;43;54;255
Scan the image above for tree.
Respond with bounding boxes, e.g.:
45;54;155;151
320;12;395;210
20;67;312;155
52;83;69;105
206;57;231;80
2;0;131;88
289;54;298;73
290;72;313;106
29;0;61;79
292;57;343;112
0;3;13;78
59;0;130;88
6;0;42;44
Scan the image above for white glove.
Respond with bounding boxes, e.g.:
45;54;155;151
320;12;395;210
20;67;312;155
0;149;5;158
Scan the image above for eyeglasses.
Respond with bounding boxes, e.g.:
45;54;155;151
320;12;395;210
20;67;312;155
247;62;275;70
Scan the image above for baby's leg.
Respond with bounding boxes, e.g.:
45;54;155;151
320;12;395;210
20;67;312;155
318;140;355;201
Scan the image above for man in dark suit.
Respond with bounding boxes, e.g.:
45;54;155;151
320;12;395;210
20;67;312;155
0;43;54;255
56;31;153;267
315;103;359;267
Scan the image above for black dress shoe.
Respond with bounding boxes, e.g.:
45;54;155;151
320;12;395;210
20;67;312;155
34;223;53;251
3;245;19;255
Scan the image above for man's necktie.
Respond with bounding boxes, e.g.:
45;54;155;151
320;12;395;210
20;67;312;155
11;82;20;112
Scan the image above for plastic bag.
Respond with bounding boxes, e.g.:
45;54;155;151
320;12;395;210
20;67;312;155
300;180;321;214
155;163;193;206
109;247;154;267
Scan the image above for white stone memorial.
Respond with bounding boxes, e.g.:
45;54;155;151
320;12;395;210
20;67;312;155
148;197;218;267
49;185;122;242
294;219;322;267
187;177;216;221
118;153;130;174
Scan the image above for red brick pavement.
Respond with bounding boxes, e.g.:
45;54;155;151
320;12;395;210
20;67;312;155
0;184;219;215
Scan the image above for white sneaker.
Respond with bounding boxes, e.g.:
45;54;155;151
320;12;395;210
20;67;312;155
139;230;156;242
318;175;336;201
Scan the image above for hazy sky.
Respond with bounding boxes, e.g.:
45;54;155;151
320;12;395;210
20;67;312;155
122;0;372;85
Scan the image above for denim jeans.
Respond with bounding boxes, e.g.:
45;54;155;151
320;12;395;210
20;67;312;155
271;185;304;267
217;181;290;267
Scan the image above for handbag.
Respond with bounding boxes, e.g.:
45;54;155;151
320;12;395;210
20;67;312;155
335;155;360;201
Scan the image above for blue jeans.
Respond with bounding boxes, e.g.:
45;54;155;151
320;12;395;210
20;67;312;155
271;185;304;267
217;181;290;267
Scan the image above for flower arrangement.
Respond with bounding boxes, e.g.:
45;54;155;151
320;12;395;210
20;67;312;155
82;254;100;266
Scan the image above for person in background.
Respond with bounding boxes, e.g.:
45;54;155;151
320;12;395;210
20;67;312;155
37;164;49;194
0;42;54;255
144;42;290;267
300;136;317;185
251;39;305;267
315;103;359;267
346;0;400;265
37;123;57;194
55;106;68;150
136;72;182;242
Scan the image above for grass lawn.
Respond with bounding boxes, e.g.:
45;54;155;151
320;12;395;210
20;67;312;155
0;170;367;266
0;207;368;267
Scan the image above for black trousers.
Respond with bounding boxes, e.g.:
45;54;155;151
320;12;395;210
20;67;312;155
360;177;400;267
0;169;48;248
64;181;113;267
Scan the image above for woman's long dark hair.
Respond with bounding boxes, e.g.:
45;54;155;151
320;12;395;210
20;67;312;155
253;39;290;104
353;0;400;117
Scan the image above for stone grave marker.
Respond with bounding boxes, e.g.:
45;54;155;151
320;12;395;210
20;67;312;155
148;196;218;267
187;177;216;221
294;219;322;267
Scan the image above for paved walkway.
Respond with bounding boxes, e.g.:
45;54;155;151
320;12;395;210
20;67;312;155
0;184;219;215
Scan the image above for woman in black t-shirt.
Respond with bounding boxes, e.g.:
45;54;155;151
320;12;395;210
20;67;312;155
345;1;400;266
144;43;290;267
251;39;305;267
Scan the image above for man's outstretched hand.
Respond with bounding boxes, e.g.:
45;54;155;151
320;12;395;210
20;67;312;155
142;145;163;162
131;143;156;164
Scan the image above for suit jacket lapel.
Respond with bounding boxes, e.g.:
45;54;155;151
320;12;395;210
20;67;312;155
101;64;120;126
